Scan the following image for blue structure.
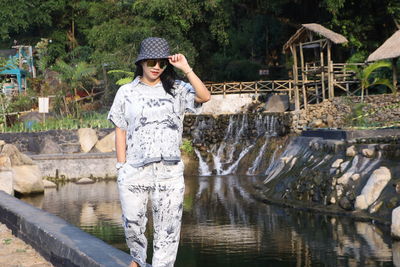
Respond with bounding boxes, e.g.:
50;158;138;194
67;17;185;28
0;45;35;94
0;68;27;93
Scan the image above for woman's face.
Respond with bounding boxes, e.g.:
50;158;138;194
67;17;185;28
141;59;168;82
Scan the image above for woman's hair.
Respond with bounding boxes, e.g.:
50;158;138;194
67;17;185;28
134;61;179;96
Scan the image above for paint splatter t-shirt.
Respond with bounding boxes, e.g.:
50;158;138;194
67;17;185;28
108;77;200;167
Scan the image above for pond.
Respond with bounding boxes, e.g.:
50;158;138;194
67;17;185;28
21;175;396;267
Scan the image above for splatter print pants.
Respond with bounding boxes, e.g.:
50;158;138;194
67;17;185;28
117;161;185;267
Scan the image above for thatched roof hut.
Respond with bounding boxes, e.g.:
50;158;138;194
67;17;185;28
283;23;348;53
367;30;400;89
367;30;400;62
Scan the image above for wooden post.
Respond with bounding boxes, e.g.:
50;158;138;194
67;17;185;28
327;41;334;99
223;83;226;98
393;58;398;92
320;41;326;100
289;80;292;100
299;43;308;110
291;45;300;111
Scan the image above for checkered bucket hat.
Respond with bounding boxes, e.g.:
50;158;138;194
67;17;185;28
135;37;170;64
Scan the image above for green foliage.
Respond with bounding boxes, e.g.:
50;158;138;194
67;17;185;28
347;61;395;99
1;112;113;133
345;103;369;127
107;70;135;85
180;139;194;154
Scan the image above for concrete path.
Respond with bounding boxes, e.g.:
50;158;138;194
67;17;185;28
0;223;53;267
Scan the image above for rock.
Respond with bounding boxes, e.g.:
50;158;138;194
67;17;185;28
337;172;354;185
392;206;400;239
310;119;324;128
78;128;98;153
326;114;334;128
12;165;44;194
76;178;95;184
331;159;344;168
0;170;13;195
351;173;361;181
355;195;368;210
346;145;357;157
264;95;289;112
1;144;34;166
40;136;63;154
43;179;57;188
0;155;11;170
339;197;352;211
355;167;391;210
95;131;115;153
0;140;5;147
362;148;375;158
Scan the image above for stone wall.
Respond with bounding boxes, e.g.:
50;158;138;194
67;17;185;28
262;130;400;230
291;94;400;133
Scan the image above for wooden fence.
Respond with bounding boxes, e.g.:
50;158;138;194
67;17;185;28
205;80;294;99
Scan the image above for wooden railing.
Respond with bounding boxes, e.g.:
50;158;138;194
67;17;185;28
205;80;294;99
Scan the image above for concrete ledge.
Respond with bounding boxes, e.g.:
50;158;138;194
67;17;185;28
0;191;131;267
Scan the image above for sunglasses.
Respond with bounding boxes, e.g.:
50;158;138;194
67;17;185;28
146;59;169;69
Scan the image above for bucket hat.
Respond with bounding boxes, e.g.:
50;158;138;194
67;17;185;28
135;37;170;64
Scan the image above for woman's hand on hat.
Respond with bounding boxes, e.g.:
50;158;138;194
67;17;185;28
168;54;191;74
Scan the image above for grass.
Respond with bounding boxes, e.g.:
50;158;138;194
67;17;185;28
1;112;113;133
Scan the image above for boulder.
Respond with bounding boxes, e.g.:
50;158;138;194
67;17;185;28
346;145;357;157
43;179;57;188
78;128;98;153
264;95;289;112
0;170;13;195
355;167;391;210
95;131;115;153
2;144;35;166
362;148;375;158
351;173;361;181
0;155;11;170
337;172;354;185
331;159;343;168
392;206;400;239
12;165;44;194
76;178;95;184
339;196;352;211
40;136;63;154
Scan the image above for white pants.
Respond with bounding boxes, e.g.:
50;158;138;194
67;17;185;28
117;161;185;267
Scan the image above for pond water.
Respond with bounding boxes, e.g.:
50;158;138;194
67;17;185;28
21;175;397;267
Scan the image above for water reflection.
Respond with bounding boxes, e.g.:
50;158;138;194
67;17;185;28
21;176;395;267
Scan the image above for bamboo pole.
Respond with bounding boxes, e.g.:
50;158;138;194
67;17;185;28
299;42;308;110
327;41;334;98
320;41;326;100
291;45;300;111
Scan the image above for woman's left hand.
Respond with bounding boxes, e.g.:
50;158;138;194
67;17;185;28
168;54;191;73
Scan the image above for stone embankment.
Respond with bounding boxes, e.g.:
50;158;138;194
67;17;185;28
261;130;400;239
291;94;400;132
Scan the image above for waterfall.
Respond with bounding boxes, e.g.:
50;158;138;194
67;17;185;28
194;149;212;176
193;114;280;176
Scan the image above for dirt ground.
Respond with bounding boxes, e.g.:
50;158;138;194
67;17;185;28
0;223;53;267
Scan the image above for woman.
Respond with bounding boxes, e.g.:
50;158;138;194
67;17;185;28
108;37;210;267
